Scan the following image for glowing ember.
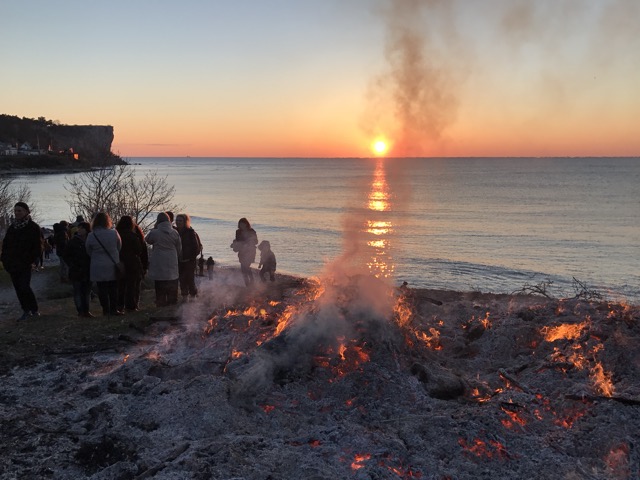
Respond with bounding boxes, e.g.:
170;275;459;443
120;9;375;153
500;407;528;429
351;453;371;470
470;387;492;403
261;404;275;414
458;438;509;460
605;443;630;478
144;351;161;362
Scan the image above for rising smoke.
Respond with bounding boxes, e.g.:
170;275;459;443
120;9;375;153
362;0;463;157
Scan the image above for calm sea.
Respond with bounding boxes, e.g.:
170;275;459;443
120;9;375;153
14;157;640;302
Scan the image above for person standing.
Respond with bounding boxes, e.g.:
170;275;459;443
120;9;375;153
175;213;201;299
146;212;182;307
197;255;205;277
231;217;258;287
0;202;42;321
63;221;94;317
206;256;215;280
257;240;277;282
53;220;70;282
115;215;146;312
85;212;123;316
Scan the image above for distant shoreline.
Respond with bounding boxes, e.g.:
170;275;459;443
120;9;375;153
0;156;127;175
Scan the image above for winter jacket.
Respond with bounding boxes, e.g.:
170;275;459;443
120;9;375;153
117;228;145;279
234;228;258;265
63;234;91;282
0;218;42;273
146;221;182;281
259;250;277;272
53;225;69;257
179;227;202;262
85;227;122;282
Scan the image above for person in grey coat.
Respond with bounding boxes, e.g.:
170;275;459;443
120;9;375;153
85;212;123;316
146;212;182;306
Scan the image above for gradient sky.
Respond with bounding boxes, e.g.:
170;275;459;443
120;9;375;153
2;0;639;158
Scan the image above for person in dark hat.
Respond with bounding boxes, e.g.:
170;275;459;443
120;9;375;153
69;214;85;237
0;202;43;321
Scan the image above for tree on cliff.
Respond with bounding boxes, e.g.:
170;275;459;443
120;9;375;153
64;165;180;234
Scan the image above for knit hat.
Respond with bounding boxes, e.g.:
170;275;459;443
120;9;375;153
156;212;170;224
14;202;30;214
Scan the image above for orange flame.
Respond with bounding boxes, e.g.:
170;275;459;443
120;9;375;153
275;305;296;336
394;296;413;327
590;362;615;397
541;320;589;342
415;327;442;350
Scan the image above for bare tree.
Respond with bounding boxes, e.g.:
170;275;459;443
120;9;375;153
64;165;180;233
0;177;34;235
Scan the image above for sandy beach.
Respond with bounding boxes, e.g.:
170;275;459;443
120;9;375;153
1;262;639;479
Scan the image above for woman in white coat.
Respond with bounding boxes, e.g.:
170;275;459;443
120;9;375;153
146;212;182;306
85;212;123;316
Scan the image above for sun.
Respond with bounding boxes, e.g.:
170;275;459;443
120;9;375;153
371;138;389;157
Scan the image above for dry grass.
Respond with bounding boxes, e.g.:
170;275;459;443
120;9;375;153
0;266;170;374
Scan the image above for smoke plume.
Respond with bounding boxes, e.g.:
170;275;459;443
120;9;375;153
362;0;463;157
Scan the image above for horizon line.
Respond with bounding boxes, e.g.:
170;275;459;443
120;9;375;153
122;155;640;160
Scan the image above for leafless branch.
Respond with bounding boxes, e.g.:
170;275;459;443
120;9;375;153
511;279;555;298
64;165;180;234
571;277;602;301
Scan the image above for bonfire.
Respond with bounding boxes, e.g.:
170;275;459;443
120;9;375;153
1;265;639;479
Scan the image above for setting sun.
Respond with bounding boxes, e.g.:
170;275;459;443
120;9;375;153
372;139;389;156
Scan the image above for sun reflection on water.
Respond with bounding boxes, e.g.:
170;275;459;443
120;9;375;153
365;160;395;279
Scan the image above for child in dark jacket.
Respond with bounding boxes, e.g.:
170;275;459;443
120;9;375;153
257;240;276;282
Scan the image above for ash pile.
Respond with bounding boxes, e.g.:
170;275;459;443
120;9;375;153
1;273;639;479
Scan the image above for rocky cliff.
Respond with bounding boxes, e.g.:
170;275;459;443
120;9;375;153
0;114;121;164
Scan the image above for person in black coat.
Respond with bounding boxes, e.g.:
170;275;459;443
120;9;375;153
53;220;70;281
62;221;93;317
0;202;43;321
175;213;202;299
115;215;146;311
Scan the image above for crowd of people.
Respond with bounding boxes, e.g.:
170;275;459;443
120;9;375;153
0;202;277;321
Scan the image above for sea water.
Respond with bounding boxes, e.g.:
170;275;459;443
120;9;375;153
13;157;640;302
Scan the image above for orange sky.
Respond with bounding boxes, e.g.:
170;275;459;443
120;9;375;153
2;1;639;158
